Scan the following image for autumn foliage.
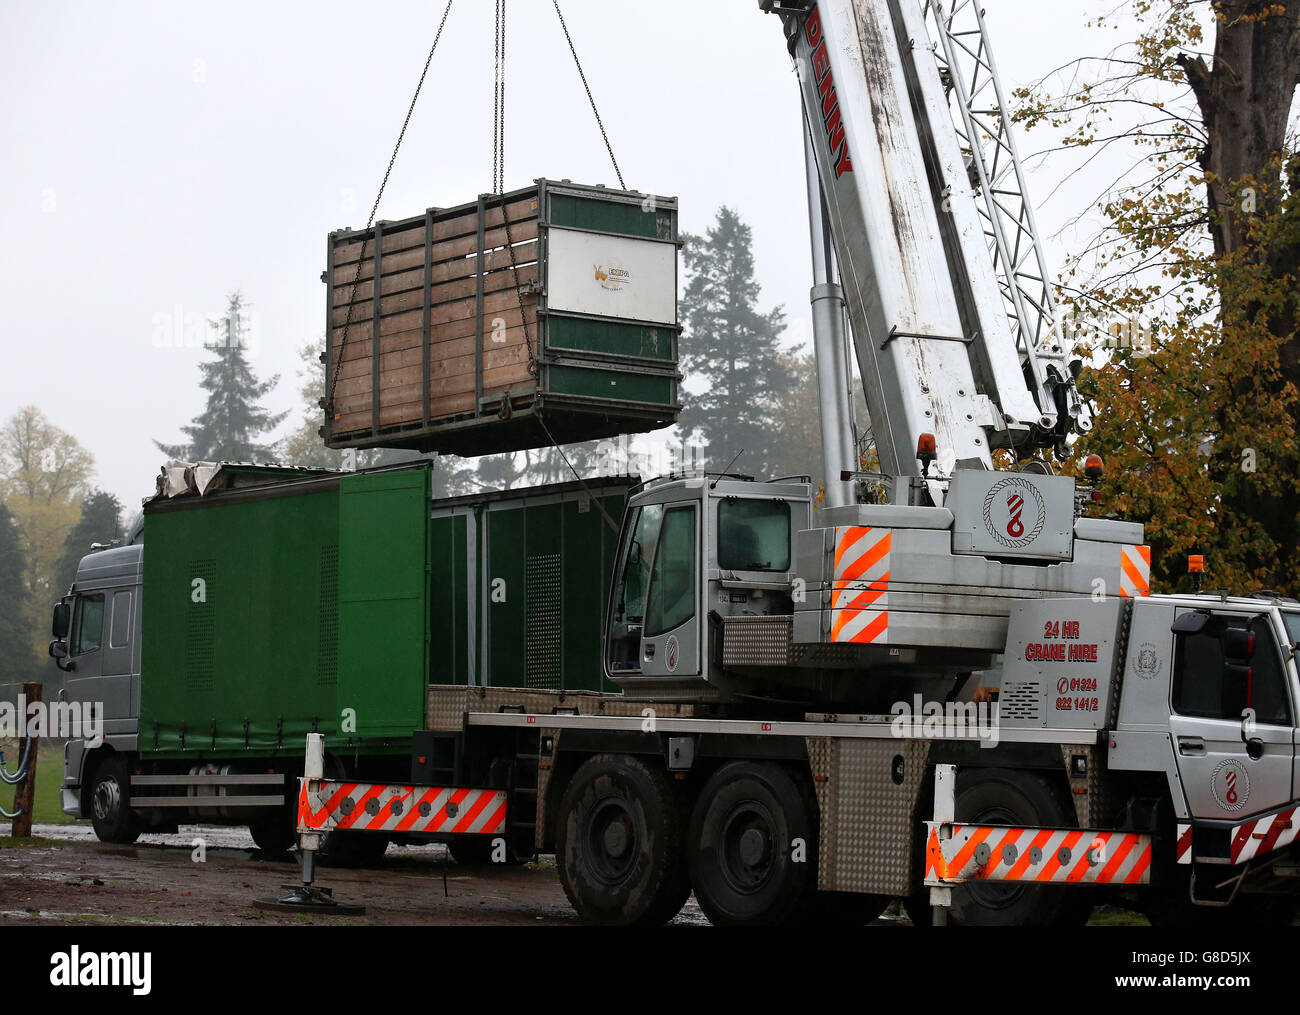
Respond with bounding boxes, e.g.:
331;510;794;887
1018;1;1300;594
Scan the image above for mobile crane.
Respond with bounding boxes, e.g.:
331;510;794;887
58;0;1300;926
293;0;1300;926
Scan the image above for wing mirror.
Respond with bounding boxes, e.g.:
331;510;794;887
51;601;70;639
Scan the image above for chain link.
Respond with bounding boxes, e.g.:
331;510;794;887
552;0;626;191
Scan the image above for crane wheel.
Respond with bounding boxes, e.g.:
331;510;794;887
556;753;690;926
687;761;818;926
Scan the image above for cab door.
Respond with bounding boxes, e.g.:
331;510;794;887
638;503;700;679
1168;609;1295;821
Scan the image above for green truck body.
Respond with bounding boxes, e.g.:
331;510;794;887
139;463;631;760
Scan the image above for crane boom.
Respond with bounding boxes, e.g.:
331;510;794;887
764;0;1090;481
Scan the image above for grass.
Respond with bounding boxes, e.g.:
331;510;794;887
1088;905;1150;926
0;739;83;827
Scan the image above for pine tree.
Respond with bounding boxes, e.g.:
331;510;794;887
678;207;791;479
155;292;288;461
52;490;123;596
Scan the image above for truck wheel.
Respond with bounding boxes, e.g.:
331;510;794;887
319;831;389;868
687;761;817;926
249;812;297;855
946;768;1090;927
556;753;690;926
89;756;141;845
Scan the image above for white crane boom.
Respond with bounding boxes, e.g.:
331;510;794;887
764;0;1090;481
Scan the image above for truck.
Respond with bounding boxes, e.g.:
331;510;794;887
54;0;1300;926
52;465;642;865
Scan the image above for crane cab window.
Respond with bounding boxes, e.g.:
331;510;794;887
71;594;106;657
1172;614;1291;726
718;498;790;572
645;506;696;637
612;504;664;627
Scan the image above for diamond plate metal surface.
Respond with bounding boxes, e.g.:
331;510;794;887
1061;743;1116;828
809;737;930;894
722;615;794;667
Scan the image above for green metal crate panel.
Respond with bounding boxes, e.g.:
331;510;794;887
428;477;634;692
140;466;431;757
543;363;677;405
336;466;430;739
547;191;676;241
542;314;677;363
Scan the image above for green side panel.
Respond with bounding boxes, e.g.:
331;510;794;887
428;513;470;685
560;494;623;692
548;193;675;241
140;487;340;756
523;502;563;689
486;507;525;687
337;467;430;738
545;315;676;362
547;365;675;405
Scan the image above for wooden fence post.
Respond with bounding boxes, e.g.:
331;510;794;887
11;683;41;838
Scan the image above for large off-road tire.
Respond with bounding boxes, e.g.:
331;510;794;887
687;761;818;926
319;831;389;868
556;753;691;926
249;811;297;855
89;755;141;845
940;768;1092;927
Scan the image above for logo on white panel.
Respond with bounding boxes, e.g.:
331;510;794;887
982;478;1046;549
594;264;632;292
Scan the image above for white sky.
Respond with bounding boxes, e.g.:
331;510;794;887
1;0;1111;508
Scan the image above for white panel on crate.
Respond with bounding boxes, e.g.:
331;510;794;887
546;228;677;325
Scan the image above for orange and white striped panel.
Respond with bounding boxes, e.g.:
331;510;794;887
830;525;890;645
297;779;507;836
924;823;1151;885
1118;545;1151;598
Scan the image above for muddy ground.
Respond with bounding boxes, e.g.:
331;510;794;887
0;824;742;927
0;825;1143;927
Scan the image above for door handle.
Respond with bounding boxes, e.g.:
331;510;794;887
644;642;656;660
1177;736;1206;756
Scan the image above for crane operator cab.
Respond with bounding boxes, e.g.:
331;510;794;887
604;474;811;701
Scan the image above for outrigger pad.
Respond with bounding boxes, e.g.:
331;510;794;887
252;884;365;916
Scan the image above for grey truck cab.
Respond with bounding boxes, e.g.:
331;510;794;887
49;544;143;832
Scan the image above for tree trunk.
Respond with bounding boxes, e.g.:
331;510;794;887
1179;1;1300;257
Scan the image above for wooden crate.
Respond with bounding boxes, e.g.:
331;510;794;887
323;180;681;457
